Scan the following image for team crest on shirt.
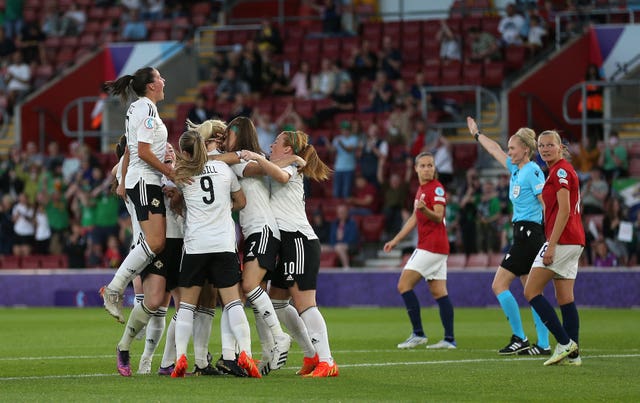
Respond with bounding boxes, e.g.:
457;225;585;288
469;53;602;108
154;260;164;269
151;198;160;207
435;187;445;196
144;118;154;129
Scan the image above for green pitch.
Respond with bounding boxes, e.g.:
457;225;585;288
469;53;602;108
1;307;639;402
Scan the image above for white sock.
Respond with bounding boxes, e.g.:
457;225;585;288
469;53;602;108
160;313;177;368
193;307;215;368
300;307;333;365
108;240;155;293
175;302;196;360
117;302;155;351
135;294;144;305
225;299;252;357
273;299;316;358
253;307;275;360
247;286;285;337
220;307;237;360
141;306;167;361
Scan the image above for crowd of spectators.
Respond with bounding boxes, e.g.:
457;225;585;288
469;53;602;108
1;1;638;269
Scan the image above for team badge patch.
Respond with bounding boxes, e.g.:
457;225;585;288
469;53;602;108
154;260;164;269
144;118;154;129
435;187;445;196
151;198;160;207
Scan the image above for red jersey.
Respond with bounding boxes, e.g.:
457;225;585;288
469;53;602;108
542;159;585;246
415;179;449;254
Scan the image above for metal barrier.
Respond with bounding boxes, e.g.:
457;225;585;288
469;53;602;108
562;79;640;143
420;85;501;131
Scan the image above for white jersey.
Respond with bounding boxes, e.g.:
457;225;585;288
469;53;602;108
125;97;167;188
162;176;184;239
117;156;142;246
269;165;317;240
231;160;280;240
180;160;241;254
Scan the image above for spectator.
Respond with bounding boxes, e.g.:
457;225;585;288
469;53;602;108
347;172;381;216
328;204;360;268
4;0;24;39
311;209;331;250
570;137;601;181
378;35;402;80
268;62;295;96
18;20;46;65
347;38;378;81
385;101;414;146
329;120;359;198
358;122;388;186
86;241;104;268
208;51;229;85
62;141;82;185
45;188;69;255
141;0;164;21
33;192;52;255
409;118;438;158
525;15;547;54
187;93;218;124
498;3;525;46
459;168;482;255
311;57;338;100
228;93;253;120
476;180;502;253
121;10;148;41
251;107;277;155
238;39;264;95
446;193;461;253
90;171;120;250
255;18;282;54
311;0;343;35
290;60;313;99
430;136;454;189
0;29;17;67
377;156;412;239
437;19;462;63
12;192;35;256
593;239;618;268
45;141;65;172
599;131;628;181
5;51;31;114
61;3;87;36
103;234;123;269
0;194;15;255
64;221;87;269
467;26;502;63
42;5;65;37
581;168;609;214
364;70;393;113
602;197;629;265
216;67;251;102
496;173;511;215
311;80;355;128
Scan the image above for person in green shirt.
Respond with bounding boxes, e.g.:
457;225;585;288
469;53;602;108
476;179;502;253
599;131;628;181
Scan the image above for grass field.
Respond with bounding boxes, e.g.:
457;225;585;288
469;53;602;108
1;306;639;402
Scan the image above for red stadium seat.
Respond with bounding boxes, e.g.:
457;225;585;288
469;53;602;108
359;214;386;243
21;255;42;269
447;253;467;269
319;250;338;268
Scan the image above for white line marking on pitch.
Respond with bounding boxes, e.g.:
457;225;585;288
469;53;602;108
1;354;639;381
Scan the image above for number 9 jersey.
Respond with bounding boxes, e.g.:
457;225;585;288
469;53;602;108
179;159;241;254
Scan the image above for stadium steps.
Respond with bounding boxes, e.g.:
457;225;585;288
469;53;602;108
450;102;501;143
0;121;16;155
159;84;208;121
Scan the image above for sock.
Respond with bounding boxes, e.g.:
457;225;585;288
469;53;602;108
300;306;333;365
117;302;155;351
141;306;167;361
220;307;237;361
193;307;215;368
496;290;525;340
247;286;285;338
273;299;316;358
531;307;550;349
175;302;196;359
225;299;252;357
436;295;455;342
160;313;177;368
253;307;275;360
107;240;155;293
135;294;144;305
401;290;425;337
560;302;580;345
528;295;570;345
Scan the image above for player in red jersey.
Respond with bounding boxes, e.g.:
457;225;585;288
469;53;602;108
524;130;584;366
383;152;456;350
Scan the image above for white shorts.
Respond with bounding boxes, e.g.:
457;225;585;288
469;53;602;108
403;249;448;280
531;242;583;280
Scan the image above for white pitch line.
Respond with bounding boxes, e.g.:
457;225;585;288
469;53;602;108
1;354;639;381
